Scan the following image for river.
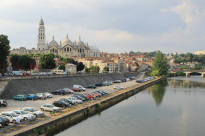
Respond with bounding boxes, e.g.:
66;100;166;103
55;76;205;136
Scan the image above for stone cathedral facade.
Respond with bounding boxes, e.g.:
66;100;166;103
11;18;102;58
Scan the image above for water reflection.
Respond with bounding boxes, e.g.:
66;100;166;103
169;79;205;88
151;80;168;106
55;77;205;136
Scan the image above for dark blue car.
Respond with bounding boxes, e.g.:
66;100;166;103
27;94;39;100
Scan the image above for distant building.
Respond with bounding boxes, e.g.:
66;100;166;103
65;63;77;75
194;50;205;55
11;18;102;58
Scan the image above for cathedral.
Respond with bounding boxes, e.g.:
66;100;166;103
11;18;102;58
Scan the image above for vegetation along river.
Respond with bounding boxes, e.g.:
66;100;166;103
55;76;205;136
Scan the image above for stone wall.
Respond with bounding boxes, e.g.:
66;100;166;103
0;73;138;99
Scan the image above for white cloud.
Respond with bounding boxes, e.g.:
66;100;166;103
0;0;205;53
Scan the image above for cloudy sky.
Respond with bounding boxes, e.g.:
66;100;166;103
0;0;205;53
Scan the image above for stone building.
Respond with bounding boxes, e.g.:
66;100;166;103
65;63;77;75
11;18;102;58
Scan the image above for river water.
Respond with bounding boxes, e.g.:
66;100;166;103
55;76;205;136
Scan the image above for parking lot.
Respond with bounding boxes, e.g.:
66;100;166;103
0;80;139;113
0;73;146;135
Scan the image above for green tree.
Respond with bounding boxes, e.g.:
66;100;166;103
103;66;109;73
59;64;65;71
0;35;10;75
151;51;168;76
77;62;85;71
40;54;56;69
10;54;36;70
88;66;100;73
85;66;90;73
193;63;202;70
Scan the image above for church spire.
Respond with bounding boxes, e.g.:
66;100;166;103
78;35;81;41
66;34;69;40
39;17;44;25
52;35;55;40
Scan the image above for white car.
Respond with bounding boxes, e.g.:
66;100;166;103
43;92;53;98
67;97;83;104
73;85;86;91
1;112;24;124
36;93;47;99
114;86;124;90
23;107;45;117
40;104;62;112
12;110;36;121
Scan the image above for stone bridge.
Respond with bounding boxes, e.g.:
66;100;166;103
171;70;205;78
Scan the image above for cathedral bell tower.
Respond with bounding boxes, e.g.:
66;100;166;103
37;18;46;50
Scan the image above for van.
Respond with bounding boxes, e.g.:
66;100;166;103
12;71;23;76
73;85;86;91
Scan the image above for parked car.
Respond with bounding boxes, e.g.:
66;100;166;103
86;84;96;89
92;91;103;97
67;97;83;104
73;85;86;91
113;80;122;83
53;101;70;108
40;104;62;112
129;76;136;80
36;93;47;100
136;80;144;83
13;95;27;101
0;116;10;127
43;92;53;98
72;95;86;101
12;71;23;76
23;107;45;117
27;94;39;100
96;90;109;95
95;82;103;87
51;89;71;95
71;88;83;92
114;86;124;90
73;94;89;101
12;110;36;121
121;78;127;82
102;81;113;86
62;88;74;94
85;93;96;99
59;98;75;105
0;99;8;107
1;112;24;124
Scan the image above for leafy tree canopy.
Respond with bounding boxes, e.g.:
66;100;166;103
151;51;168;76
0;35;10;75
10;54;36;70
40;53;56;69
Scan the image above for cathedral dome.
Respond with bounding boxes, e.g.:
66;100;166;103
48;36;60;48
63;34;72;46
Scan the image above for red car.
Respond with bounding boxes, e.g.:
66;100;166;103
91;92;100;98
85;93;95;99
72;88;82;92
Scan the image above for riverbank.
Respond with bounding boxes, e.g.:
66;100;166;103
4;77;161;136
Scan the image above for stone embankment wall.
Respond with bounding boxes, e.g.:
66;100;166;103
6;77;161;136
0;73;138;99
